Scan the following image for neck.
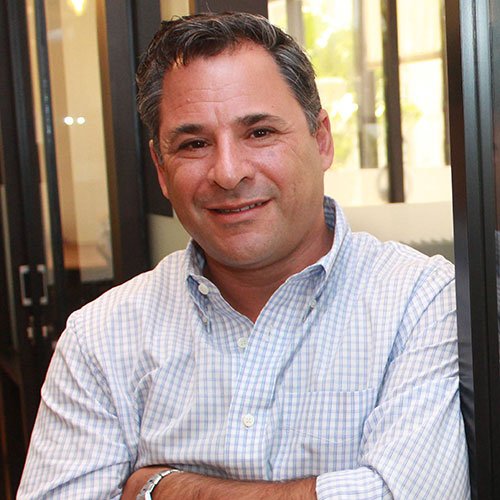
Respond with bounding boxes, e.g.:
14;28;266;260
203;227;333;323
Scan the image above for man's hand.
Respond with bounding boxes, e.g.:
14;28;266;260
121;466;317;499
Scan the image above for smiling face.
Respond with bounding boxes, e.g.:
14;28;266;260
151;43;334;276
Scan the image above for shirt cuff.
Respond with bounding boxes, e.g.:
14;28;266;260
316;467;392;499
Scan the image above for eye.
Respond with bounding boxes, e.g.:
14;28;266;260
179;139;208;150
250;128;273;139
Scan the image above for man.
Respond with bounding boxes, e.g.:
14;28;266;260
18;13;469;499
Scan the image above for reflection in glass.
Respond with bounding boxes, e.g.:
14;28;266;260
28;0;113;286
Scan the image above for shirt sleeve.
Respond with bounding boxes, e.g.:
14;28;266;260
17;314;132;499
316;268;470;499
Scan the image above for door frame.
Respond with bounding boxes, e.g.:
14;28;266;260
445;0;500;498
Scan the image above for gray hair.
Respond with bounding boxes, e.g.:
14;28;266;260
136;12;322;156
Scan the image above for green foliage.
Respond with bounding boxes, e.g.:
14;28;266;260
302;11;358;168
303;13;355;84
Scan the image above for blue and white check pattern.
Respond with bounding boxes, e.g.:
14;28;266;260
18;198;470;499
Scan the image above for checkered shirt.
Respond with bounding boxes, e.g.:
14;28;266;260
18;198;470;499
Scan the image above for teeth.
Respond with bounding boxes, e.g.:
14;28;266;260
217;202;263;214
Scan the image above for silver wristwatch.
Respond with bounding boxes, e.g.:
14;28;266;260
136;469;183;500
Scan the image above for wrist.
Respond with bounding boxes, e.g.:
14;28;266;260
136;468;184;500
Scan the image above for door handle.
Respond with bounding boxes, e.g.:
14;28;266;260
19;265;33;306
19;264;50;306
37;264;49;305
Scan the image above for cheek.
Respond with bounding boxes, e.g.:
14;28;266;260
261;145;319;189
163;162;205;197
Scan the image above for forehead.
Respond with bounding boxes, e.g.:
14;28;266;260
166;42;282;82
157;43;305;127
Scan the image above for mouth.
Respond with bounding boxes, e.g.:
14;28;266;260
214;202;265;214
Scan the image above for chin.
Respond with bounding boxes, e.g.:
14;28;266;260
206;246;271;270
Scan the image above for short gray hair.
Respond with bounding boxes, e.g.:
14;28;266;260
136;12;322;156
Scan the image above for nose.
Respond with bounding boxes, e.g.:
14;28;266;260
208;137;255;190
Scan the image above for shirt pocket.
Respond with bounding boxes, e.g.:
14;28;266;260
271;388;378;479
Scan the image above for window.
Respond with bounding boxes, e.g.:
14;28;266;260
268;0;450;207
269;0;453;261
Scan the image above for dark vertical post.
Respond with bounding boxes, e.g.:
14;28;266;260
3;0;47;434
97;0;151;284
133;1;172;217
445;0;500;498
381;0;404;202
33;0;67;333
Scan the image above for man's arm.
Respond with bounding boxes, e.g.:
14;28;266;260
315;269;469;499
17;314;132;499
122;466;316;499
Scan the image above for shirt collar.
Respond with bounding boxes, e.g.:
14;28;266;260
315;196;350;280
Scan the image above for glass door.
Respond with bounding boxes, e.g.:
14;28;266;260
26;0;115;340
1;1;156;496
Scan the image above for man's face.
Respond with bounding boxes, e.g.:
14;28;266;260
151;43;334;273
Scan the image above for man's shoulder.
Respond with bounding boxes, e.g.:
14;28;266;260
94;249;186;301
330;199;454;285
65;250;190;340
344;230;455;296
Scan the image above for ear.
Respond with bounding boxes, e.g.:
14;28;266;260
314;109;334;172
149;140;170;199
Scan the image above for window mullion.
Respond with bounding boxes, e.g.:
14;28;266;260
381;0;405;202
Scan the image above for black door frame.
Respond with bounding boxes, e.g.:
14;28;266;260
0;1;159;496
446;0;500;498
0;1;50;495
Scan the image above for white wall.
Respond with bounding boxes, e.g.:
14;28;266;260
149;213;190;266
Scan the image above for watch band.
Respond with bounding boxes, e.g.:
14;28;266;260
136;468;184;500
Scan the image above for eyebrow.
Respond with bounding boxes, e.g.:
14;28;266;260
235;113;287;128
165;123;204;143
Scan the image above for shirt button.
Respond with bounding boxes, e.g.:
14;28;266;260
242;414;255;428
309;298;317;309
237;337;248;349
198;283;209;295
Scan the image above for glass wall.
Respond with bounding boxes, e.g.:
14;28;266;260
24;0;116;331
27;0;113;286
269;0;453;261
